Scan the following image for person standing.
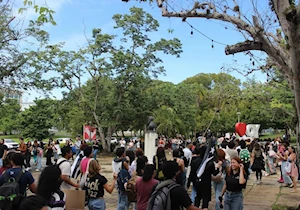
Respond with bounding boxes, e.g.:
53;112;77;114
220;157;247;210
25;141;33;171
36;165;66;209
251;143;264;184
57;146;79;190
0;139;8;167
86;160;117;210
213;149;230;210
136;165;159;210
148;161;200;210
92;141;99;160
239;140;250;178
277;142;293;187
53;140;61;164
18;138;27;161
287;146;298;192
74;136;82;156
0;153;37;196
226;141;238;161
36;141;44;172
112;147;130;210
46;139;54;166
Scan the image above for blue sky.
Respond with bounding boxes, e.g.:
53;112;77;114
17;0;268;102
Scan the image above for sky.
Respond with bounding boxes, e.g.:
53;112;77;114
13;0;269;102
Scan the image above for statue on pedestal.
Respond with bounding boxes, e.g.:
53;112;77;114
147;116;156;132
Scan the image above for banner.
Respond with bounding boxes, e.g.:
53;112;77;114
83;125;97;140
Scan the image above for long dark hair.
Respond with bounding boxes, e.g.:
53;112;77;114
37;165;62;202
142;164;155;182
136;155;148;176
156;147;165;159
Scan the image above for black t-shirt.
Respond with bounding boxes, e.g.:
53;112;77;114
225;171;247;192
86;174;108;198
0;144;8;158
170;185;192;210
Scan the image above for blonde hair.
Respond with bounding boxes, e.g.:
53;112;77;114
88;160;100;177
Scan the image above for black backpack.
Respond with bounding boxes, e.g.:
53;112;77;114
147;180;181;210
0;170;24;210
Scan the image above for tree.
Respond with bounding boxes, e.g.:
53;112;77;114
0;98;21;134
0;0;53;89
18;99;55;140
35;7;182;152
125;0;300;150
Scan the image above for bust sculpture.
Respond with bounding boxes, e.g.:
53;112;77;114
147;116;156;132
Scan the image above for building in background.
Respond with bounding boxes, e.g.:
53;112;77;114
1;89;36;111
1;89;23;104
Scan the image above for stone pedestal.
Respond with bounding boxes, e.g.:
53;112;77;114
144;132;158;164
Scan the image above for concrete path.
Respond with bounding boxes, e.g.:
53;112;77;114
30;155;299;210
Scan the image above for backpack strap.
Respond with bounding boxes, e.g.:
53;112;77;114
15;170;24;183
155;156;159;170
57;159;67;168
3;169;24;183
154;179;178;191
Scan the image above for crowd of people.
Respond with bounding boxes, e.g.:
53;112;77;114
0;134;298;210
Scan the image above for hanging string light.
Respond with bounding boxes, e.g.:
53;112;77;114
165;1;228;47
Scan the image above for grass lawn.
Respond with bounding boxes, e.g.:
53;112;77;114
260;132;297;143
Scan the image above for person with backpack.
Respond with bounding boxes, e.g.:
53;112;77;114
125;155;148;208
239;140;250;178
0;153;37;210
36;165;65;209
136;164;158;210
147;160;200;210
57;146;79;190
153;147;166;181
112;147;130;210
86;160;117;210
173;149;185;187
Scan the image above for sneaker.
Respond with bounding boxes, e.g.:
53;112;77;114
278;178;284;183
35;169;40;172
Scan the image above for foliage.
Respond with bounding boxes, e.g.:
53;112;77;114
18;99;56;140
0;0;53;90
0;98;21;134
34;7;182;151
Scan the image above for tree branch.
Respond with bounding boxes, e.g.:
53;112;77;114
225;40;263;55
160;8;256;37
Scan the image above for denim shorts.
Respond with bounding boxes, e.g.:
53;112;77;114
88;198;106;210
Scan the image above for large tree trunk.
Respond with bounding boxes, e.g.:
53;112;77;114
105;127;113;153
290;31;300;162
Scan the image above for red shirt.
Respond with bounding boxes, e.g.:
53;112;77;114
136;177;159;210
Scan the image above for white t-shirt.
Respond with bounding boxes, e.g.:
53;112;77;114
183;148;192;164
120;140;126;147
57;158;72;190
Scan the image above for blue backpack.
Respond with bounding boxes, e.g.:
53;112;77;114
117;161;131;192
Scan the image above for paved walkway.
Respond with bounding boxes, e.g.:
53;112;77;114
30;156;299;210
